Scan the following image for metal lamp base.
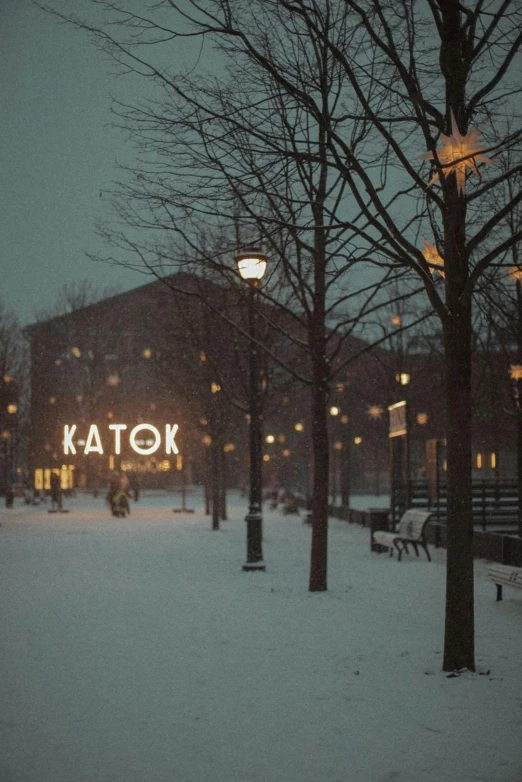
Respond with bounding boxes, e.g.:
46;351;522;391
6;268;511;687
242;560;266;572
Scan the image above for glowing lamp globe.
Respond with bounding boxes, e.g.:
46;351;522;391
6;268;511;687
236;249;268;281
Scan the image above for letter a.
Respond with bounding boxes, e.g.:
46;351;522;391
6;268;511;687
84;424;104;455
165;424;179;454
63;424;77;455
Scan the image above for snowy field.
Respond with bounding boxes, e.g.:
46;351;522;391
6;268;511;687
1;490;521;782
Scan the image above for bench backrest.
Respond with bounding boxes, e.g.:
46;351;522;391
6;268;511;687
397;510;432;540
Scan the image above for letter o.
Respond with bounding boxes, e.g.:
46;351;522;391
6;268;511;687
130;424;161;455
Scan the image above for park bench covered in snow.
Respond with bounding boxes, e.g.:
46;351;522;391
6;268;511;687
372;509;432;562
488;564;522;601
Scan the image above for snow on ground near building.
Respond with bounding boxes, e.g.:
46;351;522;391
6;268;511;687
0;490;521;782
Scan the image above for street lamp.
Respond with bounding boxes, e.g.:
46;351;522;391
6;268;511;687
237;248;268;571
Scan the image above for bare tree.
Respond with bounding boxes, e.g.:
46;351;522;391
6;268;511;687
0;299;27;493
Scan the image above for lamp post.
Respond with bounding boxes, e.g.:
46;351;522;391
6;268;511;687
236;248;267;571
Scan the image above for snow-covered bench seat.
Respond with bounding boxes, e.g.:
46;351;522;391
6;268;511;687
372;509;432;562
488;564;522;601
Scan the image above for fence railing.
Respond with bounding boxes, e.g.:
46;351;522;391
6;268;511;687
408;478;519;532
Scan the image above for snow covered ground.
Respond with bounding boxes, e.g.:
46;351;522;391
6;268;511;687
1;489;521;782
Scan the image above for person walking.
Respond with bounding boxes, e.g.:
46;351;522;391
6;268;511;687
50;472;61;510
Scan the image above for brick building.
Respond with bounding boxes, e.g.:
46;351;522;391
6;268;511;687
24;274;517;496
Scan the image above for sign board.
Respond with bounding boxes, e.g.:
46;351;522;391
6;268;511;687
62;423;179;456
388;401;407;438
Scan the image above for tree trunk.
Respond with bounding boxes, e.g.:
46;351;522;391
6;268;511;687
309;367;329;592
438;1;475;672
308;120;330;592
442;187;475;671
516;280;522;538
219;446;227;521
443;308;475;671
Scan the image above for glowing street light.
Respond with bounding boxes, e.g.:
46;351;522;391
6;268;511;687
236;250;268;282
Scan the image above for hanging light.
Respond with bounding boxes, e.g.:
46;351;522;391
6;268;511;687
422;239;445;278
423;110;494;194
509;365;522;381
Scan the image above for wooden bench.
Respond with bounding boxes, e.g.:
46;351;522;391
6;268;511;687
372;509;432;562
487;564;522;601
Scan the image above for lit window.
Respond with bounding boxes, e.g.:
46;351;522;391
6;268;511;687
476;453;483;469
142;348;152;359
391;314;401;326
7;404;17;414
223;443;235;453
211;382;221;393
295;422;304;432
107;374;120;387
416;413;428;425
490;452;497;469
200;352;206;362
336;383;345;392
395;372;410;386
71;347;81;358
354;436;362;445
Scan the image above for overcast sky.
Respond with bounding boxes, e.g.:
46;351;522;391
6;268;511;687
1;0;157;326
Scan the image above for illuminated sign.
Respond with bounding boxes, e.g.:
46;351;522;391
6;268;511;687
388;401;407;438
63;423;179;456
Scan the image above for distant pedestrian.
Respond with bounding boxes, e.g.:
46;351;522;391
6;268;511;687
130;473;140;502
106;472;120;511
50;472;61;510
5;485;14;509
268;472;280;508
